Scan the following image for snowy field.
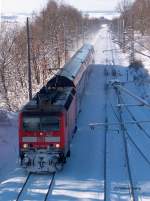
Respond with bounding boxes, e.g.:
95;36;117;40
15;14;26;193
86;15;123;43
0;25;150;200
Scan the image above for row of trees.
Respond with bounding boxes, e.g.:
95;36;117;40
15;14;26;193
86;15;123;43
0;0;101;111
112;0;150;39
111;0;150;62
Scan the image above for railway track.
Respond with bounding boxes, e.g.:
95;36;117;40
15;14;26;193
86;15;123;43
104;83;137;200
106;72;150;201
116;89;137;201
44;173;55;201
106;62;137;200
16;173;55;201
16;173;31;201
104;31;118;201
103;28;150;200
102;30;141;200
104;67;108;201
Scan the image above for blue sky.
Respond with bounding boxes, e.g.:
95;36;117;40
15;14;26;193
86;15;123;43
0;0;120;14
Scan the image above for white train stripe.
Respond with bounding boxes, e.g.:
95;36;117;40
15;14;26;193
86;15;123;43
22;136;60;142
45;137;60;142
22;137;37;142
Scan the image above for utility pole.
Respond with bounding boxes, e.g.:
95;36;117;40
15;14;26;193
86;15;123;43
122;0;125;52
26;17;32;101
63;23;68;63
76;26;79;49
122;18;126;53
82;20;85;44
130;14;135;63
118;18;121;45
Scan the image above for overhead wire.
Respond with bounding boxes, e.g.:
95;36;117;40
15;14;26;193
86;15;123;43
113;90;150;168
116;88;136;201
120;96;150;140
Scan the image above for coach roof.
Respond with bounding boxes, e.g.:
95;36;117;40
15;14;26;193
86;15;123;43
47;43;94;87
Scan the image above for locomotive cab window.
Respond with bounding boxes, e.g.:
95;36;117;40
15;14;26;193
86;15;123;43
23;117;40;131
22;114;60;131
41;116;60;131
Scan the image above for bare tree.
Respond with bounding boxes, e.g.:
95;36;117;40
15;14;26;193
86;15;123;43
0;23;17;110
0;0;101;111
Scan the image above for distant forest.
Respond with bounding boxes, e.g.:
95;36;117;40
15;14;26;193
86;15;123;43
0;0;101;111
111;0;150;55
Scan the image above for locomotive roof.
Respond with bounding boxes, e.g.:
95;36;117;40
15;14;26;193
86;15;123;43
47;43;94;87
22;86;75;112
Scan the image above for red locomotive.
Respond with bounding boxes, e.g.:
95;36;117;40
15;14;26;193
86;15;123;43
18;44;95;172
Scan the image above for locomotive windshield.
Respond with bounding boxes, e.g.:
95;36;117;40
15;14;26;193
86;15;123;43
22;113;60;131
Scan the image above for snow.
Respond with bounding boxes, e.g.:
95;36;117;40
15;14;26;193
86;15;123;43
0;112;18;182
0;25;150;200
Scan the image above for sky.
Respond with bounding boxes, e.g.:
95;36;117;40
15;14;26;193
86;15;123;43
65;0;120;11
0;0;120;14
0;0;48;14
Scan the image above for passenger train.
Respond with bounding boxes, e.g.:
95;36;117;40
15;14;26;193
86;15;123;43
18;44;95;172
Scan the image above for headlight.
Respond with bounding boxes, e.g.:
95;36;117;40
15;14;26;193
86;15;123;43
23;144;28;149
55;144;60;148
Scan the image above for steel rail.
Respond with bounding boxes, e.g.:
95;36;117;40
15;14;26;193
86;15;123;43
109;27;137;200
103;31;116;200
107;69;136;200
44;173;55;201
104;67;108;201
116;88;137;201
16;173;31;201
108;35;136;200
106;66;136;200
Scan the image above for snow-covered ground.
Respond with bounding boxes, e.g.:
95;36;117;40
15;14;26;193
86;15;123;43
0;112;18;182
0;25;150;200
